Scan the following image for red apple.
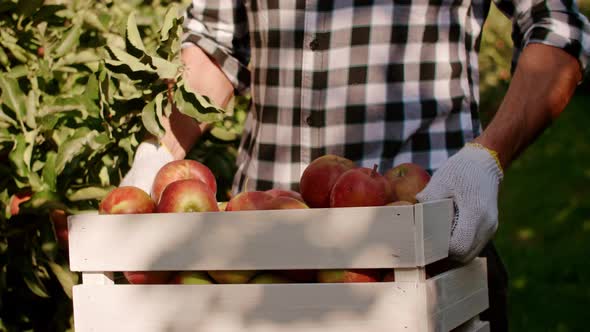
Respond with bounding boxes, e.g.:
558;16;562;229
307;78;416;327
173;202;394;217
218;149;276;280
225;191;275;211
266;196;309;210
9;190;32;216
330;165;389;207
99;187;171;284
226;191;309;211
172;271;213;284
382;270;395;282
156;179;219;213
265;188;304;202
250;273;292;284
300;155;356;208
49;209;69;250
123;271;173;284
99;186;156;214
208;270;257;284
317;269;381;283
384;163;431;203
152;159;217;203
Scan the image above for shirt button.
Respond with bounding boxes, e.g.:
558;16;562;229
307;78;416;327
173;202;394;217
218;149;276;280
305;116;314;126
309;38;319;51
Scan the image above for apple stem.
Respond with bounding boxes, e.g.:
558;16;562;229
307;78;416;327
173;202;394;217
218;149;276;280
371;164;379;177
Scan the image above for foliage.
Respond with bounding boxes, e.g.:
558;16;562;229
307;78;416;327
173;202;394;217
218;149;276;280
0;1;246;330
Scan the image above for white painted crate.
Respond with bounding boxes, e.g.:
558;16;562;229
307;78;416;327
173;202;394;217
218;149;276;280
68;199;489;332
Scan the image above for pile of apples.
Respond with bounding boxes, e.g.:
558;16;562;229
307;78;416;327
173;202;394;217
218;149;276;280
99;155;431;285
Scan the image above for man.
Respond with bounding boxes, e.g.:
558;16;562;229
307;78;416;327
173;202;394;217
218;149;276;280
121;1;589;330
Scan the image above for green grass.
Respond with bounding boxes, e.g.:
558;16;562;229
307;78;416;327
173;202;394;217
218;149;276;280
494;92;590;331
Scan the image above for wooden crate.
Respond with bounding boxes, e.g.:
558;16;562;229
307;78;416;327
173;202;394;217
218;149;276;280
68;199;489;332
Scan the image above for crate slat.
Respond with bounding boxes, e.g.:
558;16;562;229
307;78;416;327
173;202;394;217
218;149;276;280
427;258;489;331
72;258;485;332
68;200;452;271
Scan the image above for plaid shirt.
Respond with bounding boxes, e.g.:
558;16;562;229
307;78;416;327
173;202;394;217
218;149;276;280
183;0;589;193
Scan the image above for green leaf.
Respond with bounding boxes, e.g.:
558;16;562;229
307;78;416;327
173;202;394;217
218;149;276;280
23;267;50;298
55;128;110;175
141;93;165;138
47;262;77;299
0;46;8;66
22;190;64;211
67;186;114;201
104;58;159;82
174;83;225;124
9;133;28;179
157;5;182;59
25;90;37;128
210;126;239;141
53;23;82;58
125;12;147;58
42;152;57;192
0;72;26;127
150;55;180;79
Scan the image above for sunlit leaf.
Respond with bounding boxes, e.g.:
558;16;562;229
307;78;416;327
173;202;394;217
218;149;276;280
125;12;147;58
0;72;26;127
53;23;82;58
67;186;114;201
47;262;77;299
141;93;165;138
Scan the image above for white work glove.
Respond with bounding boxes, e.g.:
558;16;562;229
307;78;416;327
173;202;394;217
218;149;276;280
416;143;504;263
120;140;175;196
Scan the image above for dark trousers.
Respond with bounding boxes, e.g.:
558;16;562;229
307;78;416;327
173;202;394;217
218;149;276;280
479;242;509;332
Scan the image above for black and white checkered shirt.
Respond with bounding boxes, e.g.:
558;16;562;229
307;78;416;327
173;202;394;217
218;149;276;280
183;0;589;193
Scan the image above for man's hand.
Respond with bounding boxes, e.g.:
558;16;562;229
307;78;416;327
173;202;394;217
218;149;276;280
416;143;503;263
120;45;234;194
119;139;175;195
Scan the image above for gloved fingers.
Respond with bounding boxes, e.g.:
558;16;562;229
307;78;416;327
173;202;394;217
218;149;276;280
415;180;452;203
448;201;497;263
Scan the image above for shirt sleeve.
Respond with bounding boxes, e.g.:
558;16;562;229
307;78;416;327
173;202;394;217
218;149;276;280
493;0;590;78
182;0;251;93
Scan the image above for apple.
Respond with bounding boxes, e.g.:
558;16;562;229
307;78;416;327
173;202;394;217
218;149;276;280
123;271;173;284
208;270;257;284
9;190;32;216
330;165;389;207
382;270;395;282
265;188;304;202
317;269;381;283
172;271;213;284
384;163;431;203
99;186;156;214
250;273;292;284
156;179;219;213
300;155;356;208
49;209;69;250
152;159;217;204
226;191;309;211
225;191;275;211
99;187;171;284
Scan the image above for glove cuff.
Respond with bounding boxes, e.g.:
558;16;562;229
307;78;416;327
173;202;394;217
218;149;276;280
133;138;175;164
460;143;504;182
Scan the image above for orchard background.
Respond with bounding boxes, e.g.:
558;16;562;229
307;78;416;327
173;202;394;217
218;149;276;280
0;1;588;331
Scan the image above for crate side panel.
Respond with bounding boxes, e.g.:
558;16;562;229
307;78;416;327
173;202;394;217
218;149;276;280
426;258;489;331
415;199;453;265
69;206;423;271
73;283;426;332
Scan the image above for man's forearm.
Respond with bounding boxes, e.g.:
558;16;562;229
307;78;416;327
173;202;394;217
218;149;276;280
159;45;234;159
474;43;582;168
